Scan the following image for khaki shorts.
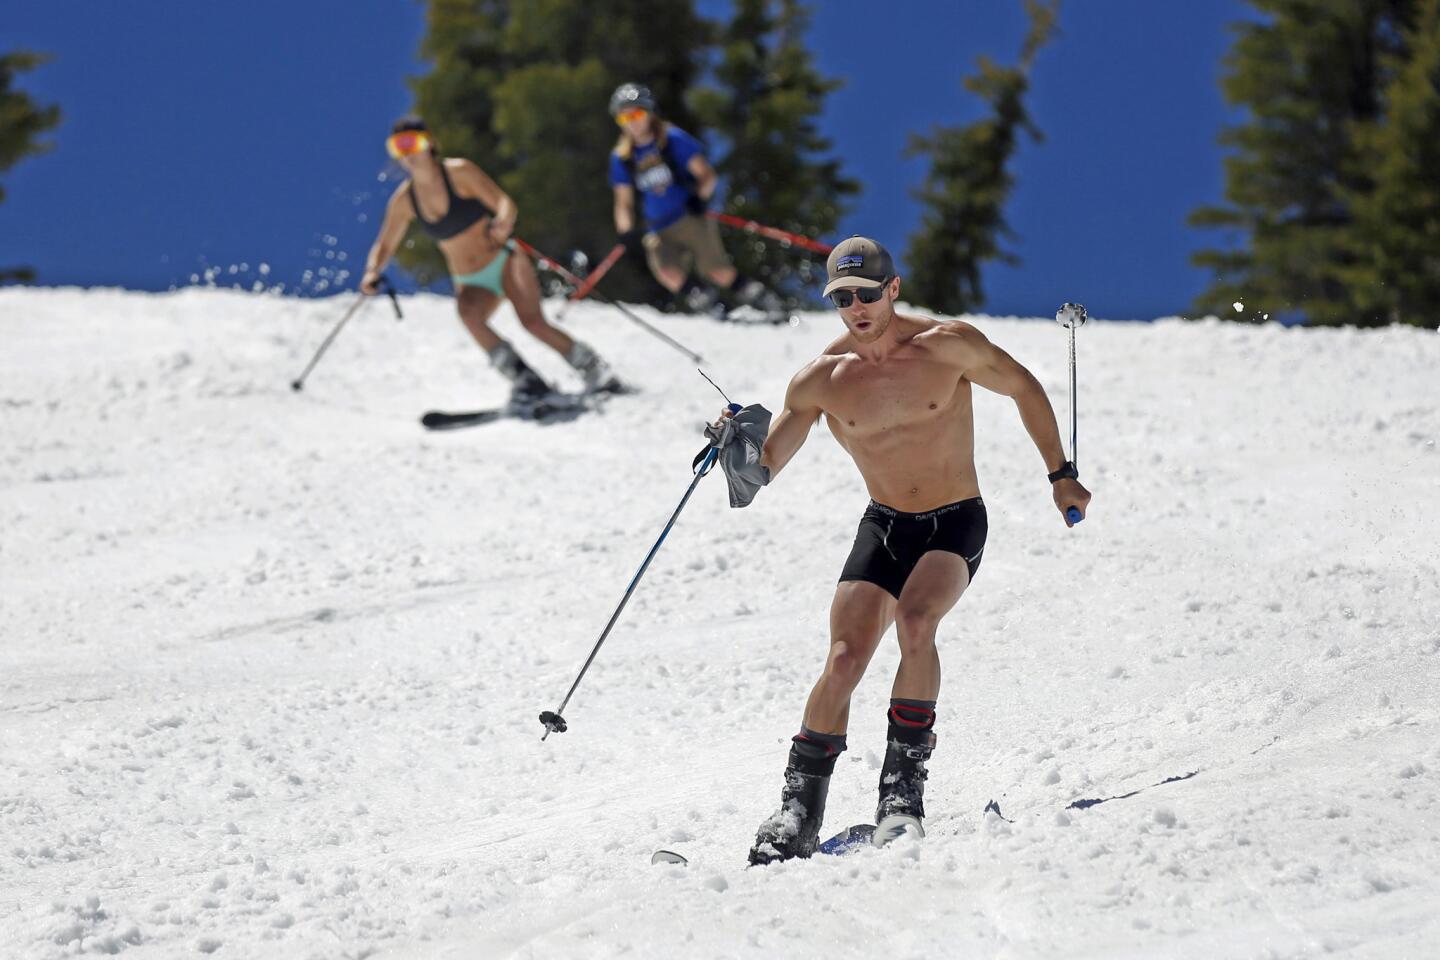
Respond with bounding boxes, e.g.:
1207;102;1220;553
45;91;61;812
644;214;732;278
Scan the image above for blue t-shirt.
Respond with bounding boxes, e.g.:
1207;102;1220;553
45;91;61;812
609;126;705;231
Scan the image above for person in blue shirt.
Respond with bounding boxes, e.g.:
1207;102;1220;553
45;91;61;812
608;83;778;317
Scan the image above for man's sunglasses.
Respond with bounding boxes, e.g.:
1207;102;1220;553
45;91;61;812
828;278;891;309
614;107;649;126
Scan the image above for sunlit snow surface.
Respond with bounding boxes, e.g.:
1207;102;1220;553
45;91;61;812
2;288;1437;958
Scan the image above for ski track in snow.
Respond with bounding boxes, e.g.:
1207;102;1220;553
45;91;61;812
1;287;1437;959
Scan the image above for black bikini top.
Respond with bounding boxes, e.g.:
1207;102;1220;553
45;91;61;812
409;163;492;240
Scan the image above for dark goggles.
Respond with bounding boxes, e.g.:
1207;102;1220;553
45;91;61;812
828;278;890;309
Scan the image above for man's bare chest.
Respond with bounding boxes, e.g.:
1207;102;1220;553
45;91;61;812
821;356;967;432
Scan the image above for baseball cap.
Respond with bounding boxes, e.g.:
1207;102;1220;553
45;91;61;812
822;236;895;297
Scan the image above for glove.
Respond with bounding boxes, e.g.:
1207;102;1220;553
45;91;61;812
685;194;708;217
618;228;645;256
697;404;772;508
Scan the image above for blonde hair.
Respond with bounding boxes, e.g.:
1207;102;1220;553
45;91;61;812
613;118;669;161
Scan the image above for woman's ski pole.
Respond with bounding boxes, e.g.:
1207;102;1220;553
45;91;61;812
539;404;741;740
290;275;402;391
516;239;704;364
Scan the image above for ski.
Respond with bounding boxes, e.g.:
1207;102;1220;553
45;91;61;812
815;822;876;856
650;819;917;868
420;408;512;430
420;391;603;431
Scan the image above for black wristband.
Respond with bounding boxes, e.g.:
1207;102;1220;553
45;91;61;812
1048;461;1078;483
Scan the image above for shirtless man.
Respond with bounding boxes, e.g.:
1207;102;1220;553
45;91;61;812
702;236;1092;864
361;116;620;403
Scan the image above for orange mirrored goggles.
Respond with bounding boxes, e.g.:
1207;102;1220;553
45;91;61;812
385;131;432;158
614;107;649;126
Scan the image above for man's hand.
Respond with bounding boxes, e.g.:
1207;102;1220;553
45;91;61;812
1053;478;1091;528
700;404;772;508
360;271;383;295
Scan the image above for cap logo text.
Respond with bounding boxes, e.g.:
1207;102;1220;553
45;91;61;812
836;255;864;271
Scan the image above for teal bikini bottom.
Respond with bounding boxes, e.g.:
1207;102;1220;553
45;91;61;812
452;241;514;295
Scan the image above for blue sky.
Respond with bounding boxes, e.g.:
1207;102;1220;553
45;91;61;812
2;1;1249;319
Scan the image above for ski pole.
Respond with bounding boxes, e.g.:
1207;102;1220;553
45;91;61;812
566;242;626;303
290;275;401;392
539;403;742;741
551;240;629;326
1054;302;1087;525
707;211;834;255
515;239;705;364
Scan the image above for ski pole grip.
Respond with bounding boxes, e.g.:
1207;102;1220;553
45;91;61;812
727;402;742;414
1066;506;1083;525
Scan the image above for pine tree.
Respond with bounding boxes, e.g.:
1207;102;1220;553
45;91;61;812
1189;0;1416;325
401;0;711;301
903;0;1059;315
1;51;61;284
690;0;859;304
1344;0;1440;329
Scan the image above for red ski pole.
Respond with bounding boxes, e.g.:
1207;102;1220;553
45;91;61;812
567;242;626;302
707;212;834;255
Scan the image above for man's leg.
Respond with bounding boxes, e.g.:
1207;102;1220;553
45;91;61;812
874;551;971;834
749;581;894;865
803;581;896;734
891;551;970;701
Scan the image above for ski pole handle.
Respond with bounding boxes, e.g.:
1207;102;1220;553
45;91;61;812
1066;506;1083;525
692;403;745;475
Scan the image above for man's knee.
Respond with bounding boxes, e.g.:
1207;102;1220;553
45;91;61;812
894;605;941;655
823;640;868;689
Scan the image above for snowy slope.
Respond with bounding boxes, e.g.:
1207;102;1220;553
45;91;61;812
1;288;1437;959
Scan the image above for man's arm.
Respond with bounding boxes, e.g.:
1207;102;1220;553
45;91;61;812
360;186;415;294
760;362;825;481
937;323;1092;524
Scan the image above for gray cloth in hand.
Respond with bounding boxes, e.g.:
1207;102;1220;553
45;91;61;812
703;404;772;508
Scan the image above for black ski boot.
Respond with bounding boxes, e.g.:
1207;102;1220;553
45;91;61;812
507;368;554;414
748;742;837;865
873;723;935;845
488;341;553;409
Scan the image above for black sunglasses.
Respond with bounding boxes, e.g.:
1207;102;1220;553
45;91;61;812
828;278;891;309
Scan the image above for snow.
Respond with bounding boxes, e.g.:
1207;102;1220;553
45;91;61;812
1;287;1438;958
